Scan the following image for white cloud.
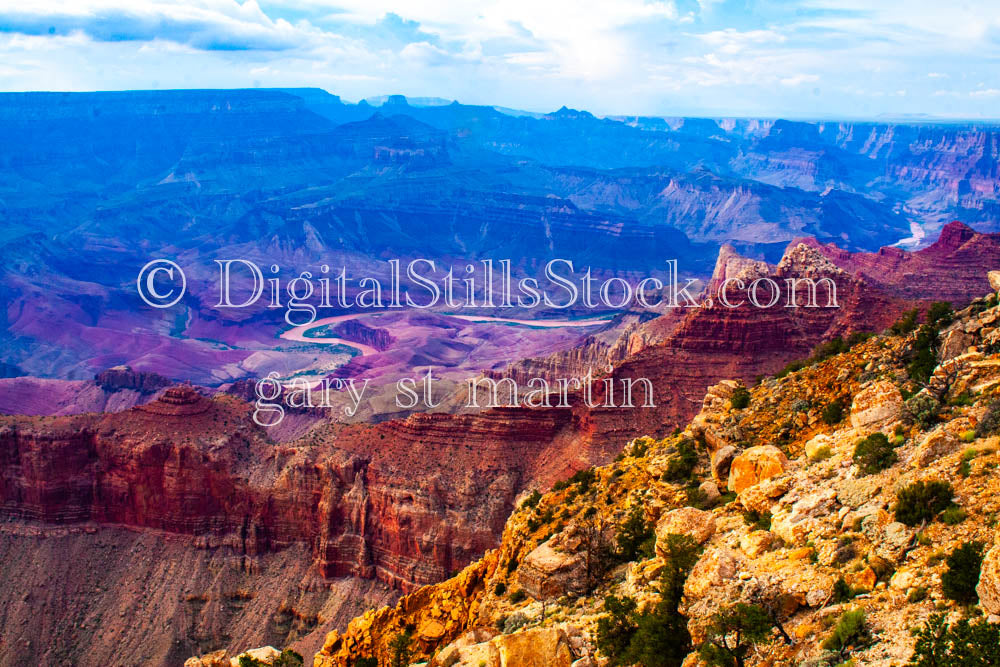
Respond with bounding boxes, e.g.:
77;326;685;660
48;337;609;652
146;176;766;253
697;29;785;54
0;0;999;117
780;73;820;86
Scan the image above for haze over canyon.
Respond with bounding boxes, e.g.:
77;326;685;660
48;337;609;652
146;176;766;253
1;88;999;666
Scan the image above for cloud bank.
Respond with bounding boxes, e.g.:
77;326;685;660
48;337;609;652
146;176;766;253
0;0;998;118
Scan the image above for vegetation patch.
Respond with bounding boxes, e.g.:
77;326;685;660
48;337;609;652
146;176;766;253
894;480;955;526
853;432;897;474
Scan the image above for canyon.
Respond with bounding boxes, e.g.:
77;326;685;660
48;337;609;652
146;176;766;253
4;226;1000;664
2;89;1000;665
3;89;1000;388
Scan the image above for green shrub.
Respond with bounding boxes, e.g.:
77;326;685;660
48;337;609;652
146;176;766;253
596;535;700;667
353;658;378;667
773;334;870;380
959;449;977;477
926;302;953;328
503;611;528;634
631;437;652;458
698;603;774;667
388;630;413;667
908;614;1000;666
822;609;869;660
941;541;985;604
625;536;700;667
904;393;940;429
894;481;955;527
941;506;967;525
568;467;597;492
776;359;808;378
853;432;897;474
813;337;849;360
273;650;304;667
832;577;856;603
903;303;951;384
685;485;712;509
907;587;928;603
891;308;920;335
907;325;940;384
742;510;771;531
521;490;542;510
846;331;874;346
663;438;698;482
730;386;751;410
791;398;810;412
596;595;639;665
508;589;527;604
655;534;702;609
617;505;655;561
822;396;848;425
949;391;975;406
809;445;832;462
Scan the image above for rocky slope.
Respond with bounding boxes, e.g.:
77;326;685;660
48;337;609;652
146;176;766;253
307;285;1000;667
0;528;394;667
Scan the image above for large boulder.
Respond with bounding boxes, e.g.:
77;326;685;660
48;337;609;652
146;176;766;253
229;647;280;667
432;626;576;667
495;626;575;667
699;480;721;505
977;542;1000;616
711;445;737;485
989;270;1000;293
738;476;792;514
430;630;501;667
727;445;788;493
850;380;903;429
740;530;775;558
655;507;716;552
858;510;915;563
804;433;833;459
516;540;585;599
684;547;744;599
939;328;974;361
770;488;838;546
910;426;959;467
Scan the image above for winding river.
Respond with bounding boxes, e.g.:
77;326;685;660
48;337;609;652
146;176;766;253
279;312;612;356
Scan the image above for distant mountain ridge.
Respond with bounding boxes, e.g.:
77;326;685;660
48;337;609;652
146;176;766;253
0;87;997;385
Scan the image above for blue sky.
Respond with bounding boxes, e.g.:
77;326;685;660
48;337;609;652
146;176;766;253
1;0;998;118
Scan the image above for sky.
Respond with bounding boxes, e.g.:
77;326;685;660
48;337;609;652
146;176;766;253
0;0;998;119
